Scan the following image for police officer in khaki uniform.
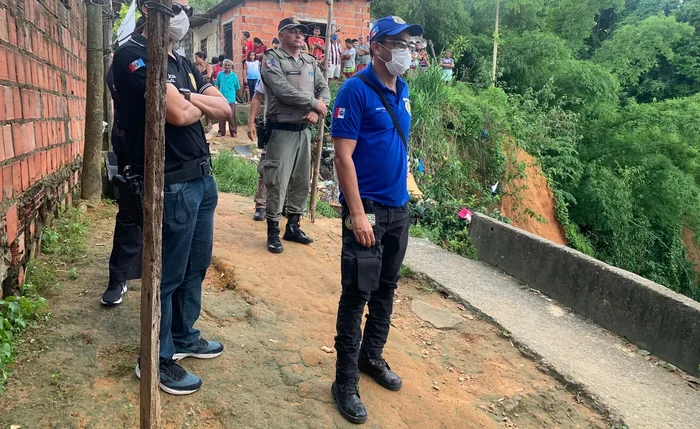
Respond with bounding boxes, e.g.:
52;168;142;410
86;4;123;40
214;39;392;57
260;17;331;253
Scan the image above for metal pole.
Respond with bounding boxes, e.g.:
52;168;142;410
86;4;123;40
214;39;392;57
309;0;333;222
140;0;171;427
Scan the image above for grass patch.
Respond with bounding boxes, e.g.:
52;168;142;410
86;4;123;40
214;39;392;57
312;200;340;219
213;150;341;219
0;207;90;389
212;150;258;197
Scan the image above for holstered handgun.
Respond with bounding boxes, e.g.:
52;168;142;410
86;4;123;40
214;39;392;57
255;116;270;149
113;165;145;227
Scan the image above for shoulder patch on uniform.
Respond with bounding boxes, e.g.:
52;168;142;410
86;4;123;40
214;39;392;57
129;58;145;72
334;107;346;119
265;58;278;69
404;97;411;115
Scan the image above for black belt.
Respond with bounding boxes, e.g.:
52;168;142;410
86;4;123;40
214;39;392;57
267;122;309;132
164;156;212;186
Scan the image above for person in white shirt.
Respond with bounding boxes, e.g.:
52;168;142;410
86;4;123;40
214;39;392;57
342;38;357;77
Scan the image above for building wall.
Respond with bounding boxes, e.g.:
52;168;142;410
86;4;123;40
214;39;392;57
0;0;86;295
192;19;220;62
220;0;371;77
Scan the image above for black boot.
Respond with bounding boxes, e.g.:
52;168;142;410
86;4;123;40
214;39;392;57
358;353;403;391
253;208;265;221
332;378;368;424
266;219;283;253
283;214;314;245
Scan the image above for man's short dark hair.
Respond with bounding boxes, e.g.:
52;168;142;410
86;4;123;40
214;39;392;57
345;38;353;44
313;25;320;31
243;31;251;38
135;16;146;34
253;37;262;44
272;37;280;44
212;57;219;65
219;54;225;62
194;51;206;60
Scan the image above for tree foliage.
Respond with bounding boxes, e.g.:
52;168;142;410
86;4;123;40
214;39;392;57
372;0;700;299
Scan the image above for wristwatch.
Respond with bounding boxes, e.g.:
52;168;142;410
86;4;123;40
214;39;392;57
179;88;191;101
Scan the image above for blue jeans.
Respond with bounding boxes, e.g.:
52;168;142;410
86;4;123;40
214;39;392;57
247;78;258;101
159;174;218;360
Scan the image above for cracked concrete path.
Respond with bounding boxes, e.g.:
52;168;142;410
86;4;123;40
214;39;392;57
0;194;607;428
404;237;700;429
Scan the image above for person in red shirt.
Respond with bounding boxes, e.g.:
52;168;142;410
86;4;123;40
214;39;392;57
253;37;267;62
243;31;254;57
308;25;325;60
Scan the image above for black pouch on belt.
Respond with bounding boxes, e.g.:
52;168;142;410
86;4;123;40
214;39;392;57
342;244;384;293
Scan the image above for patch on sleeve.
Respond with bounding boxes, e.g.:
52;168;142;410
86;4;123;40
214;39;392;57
128;58;145;73
334;107;346;119
188;73;198;91
265;58;277;69
403;98;411;115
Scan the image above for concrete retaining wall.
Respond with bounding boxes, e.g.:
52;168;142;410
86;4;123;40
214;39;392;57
469;213;700;376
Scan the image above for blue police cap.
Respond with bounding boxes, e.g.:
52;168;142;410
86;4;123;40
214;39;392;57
369;16;423;42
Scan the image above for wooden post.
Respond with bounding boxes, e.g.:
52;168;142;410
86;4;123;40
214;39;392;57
309;0;334;223
140;1;171;427
103;4;113;151
491;0;500;86
81;0;104;202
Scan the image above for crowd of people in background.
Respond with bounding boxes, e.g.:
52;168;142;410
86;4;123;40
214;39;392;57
188;27;457;138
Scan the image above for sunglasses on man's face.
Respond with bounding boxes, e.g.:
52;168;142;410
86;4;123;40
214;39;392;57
172;3;193;17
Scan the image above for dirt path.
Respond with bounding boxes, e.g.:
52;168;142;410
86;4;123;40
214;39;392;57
0;193;608;429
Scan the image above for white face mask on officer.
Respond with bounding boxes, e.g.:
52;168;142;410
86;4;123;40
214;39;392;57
377;44;412;76
169;10;190;42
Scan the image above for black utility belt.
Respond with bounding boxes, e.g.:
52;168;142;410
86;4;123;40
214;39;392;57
128;156;212;186
267;122;309;132
164;156;212;186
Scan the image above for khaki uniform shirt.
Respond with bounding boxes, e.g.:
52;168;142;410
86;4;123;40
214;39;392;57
260;47;331;124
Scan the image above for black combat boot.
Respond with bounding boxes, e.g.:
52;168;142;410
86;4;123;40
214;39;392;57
266;219;283;253
332;378;368;424
358;353;403;391
283;214;314;244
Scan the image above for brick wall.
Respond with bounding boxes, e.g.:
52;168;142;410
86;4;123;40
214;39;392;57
219;0;371;77
0;0;86;296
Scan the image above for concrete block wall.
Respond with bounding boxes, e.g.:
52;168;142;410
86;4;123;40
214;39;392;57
0;0;86;296
469;213;700;376
220;0;371;76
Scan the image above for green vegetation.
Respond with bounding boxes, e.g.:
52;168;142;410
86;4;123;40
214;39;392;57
0;208;89;388
212;150;340;219
370;0;700;300
212;151;259;197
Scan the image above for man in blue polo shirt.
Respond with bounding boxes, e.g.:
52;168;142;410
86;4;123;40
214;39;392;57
330;15;423;425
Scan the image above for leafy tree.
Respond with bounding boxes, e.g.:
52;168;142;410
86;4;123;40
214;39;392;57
593;15;694;96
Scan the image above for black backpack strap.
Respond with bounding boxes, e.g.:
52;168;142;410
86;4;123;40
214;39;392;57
354;74;408;150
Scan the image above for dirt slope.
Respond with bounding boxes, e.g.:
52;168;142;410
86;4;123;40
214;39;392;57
0;193;606;428
501;149;567;245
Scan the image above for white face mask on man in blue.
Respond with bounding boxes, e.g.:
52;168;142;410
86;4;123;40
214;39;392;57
376;44;412;76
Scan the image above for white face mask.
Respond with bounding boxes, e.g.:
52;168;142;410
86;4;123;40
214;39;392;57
168;11;190;42
379;45;412;76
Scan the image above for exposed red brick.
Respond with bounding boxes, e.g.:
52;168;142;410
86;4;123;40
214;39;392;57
0;46;8;81
4;203;17;244
11;161;20;195
2;165;12;199
20;159;29;191
12;87;21;120
0;9;8;43
6;47;15;82
0;124;9;161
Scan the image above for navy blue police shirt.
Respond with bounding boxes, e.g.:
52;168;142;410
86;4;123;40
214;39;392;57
112;34;213;174
330;65;411;207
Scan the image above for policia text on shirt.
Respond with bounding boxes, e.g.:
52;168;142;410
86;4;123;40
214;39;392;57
259;17;331;254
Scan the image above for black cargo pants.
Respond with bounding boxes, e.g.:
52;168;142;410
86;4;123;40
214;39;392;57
334;199;410;382
108;157;143;283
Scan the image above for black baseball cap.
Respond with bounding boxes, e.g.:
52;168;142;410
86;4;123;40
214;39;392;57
278;17;308;33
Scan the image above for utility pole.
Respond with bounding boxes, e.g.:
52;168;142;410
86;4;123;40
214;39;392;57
140;0;171;427
491;0;500;86
81;0;105;202
103;2;114;151
309;0;333;222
